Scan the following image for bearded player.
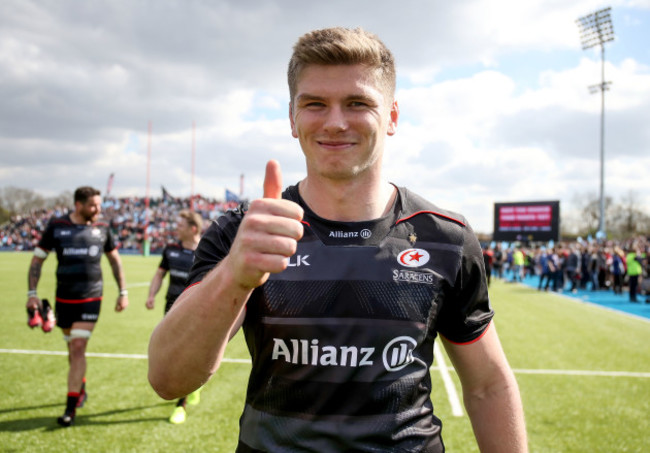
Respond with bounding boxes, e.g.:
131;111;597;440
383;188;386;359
27;186;129;427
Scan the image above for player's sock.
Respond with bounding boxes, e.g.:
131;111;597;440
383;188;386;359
177;397;187;408
77;378;87;408
57;392;79;427
65;392;80;414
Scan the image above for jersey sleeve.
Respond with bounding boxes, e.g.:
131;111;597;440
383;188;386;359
437;222;494;344
159;246;170;271
187;205;246;286
103;227;117;253
37;218;56;252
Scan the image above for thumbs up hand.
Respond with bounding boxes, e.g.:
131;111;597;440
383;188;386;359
226;160;304;290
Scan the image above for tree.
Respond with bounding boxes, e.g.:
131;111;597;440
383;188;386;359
565;190;650;239
608;191;650;238
0;186;45;213
0;186;72;216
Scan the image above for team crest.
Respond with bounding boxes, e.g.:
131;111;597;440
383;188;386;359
397;248;430;268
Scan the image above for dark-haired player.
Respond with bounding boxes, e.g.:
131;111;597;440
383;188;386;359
149;28;527;452
146;209;203;424
27;186;128;427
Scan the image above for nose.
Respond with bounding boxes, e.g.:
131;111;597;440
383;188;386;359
322;105;348;134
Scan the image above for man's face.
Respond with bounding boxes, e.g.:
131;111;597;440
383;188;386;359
289;64;398;182
175;217;194;242
76;195;101;223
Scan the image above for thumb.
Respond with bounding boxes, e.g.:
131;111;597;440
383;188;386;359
263;159;283;199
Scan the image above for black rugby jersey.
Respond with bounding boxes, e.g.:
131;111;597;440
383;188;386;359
38;214;116;303
159;242;195;307
188;184;493;453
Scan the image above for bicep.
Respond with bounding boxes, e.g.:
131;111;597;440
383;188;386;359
105;249;121;264
441;323;513;391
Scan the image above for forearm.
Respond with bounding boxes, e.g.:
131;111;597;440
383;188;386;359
148;257;251;399
147;271;165;299
443;326;528;453
28;256;44;291
27;256;45;309
465;371;528;453
109;255;127;290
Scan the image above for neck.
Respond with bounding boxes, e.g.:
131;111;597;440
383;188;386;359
70;212;90;225
298;177;396;222
181;237;200;250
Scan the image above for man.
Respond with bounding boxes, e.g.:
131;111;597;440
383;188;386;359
146;209;203;424
149;27;527;452
511;247;524;282
27;186;128;427
626;245;644;302
565;245;581;293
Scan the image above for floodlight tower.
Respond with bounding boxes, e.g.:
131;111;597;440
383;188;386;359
576;7;614;238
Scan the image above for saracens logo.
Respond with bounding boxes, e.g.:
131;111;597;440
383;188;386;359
397;248;430;268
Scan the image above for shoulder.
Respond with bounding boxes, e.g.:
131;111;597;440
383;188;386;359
394;187;470;244
48;215;73;227
396;187;467;227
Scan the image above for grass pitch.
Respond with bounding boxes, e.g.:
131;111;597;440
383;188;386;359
0;252;648;452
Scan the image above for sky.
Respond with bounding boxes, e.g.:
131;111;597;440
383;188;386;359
1;0;649;234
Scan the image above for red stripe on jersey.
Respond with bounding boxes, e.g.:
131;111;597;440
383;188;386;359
56;297;102;304
395;210;466;227
440;321;492;346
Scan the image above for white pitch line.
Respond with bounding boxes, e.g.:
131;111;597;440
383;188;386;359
2;349;649;378
0;348;250;363
512;368;650;378
125;281;152;288
433;342;464;417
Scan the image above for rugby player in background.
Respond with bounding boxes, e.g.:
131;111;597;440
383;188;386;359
146;209;203;424
27;186;128;427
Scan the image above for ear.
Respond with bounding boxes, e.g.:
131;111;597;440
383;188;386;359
387;100;399;136
289;102;298;138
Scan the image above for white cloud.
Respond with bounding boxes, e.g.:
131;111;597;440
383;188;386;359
0;0;648;234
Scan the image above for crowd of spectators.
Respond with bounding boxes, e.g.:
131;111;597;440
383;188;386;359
483;236;650;303
0;194;239;255
3;197;648;301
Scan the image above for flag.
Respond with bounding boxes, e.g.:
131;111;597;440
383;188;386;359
225;189;240;203
106;173;115;196
162;186;173;202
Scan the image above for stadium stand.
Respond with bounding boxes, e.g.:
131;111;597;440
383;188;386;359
0;195;239;254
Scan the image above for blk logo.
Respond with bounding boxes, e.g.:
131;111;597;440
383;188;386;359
382;336;417;372
288;254;310;267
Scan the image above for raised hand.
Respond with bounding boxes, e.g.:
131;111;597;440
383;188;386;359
226;160;304;290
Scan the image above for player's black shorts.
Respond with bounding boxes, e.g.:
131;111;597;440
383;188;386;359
55;299;102;329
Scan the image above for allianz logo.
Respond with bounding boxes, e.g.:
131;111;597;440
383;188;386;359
328;229;372;239
271;335;417;372
63;245;100;257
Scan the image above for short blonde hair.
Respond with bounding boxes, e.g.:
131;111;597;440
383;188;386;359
287;27;396;103
179;210;203;232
